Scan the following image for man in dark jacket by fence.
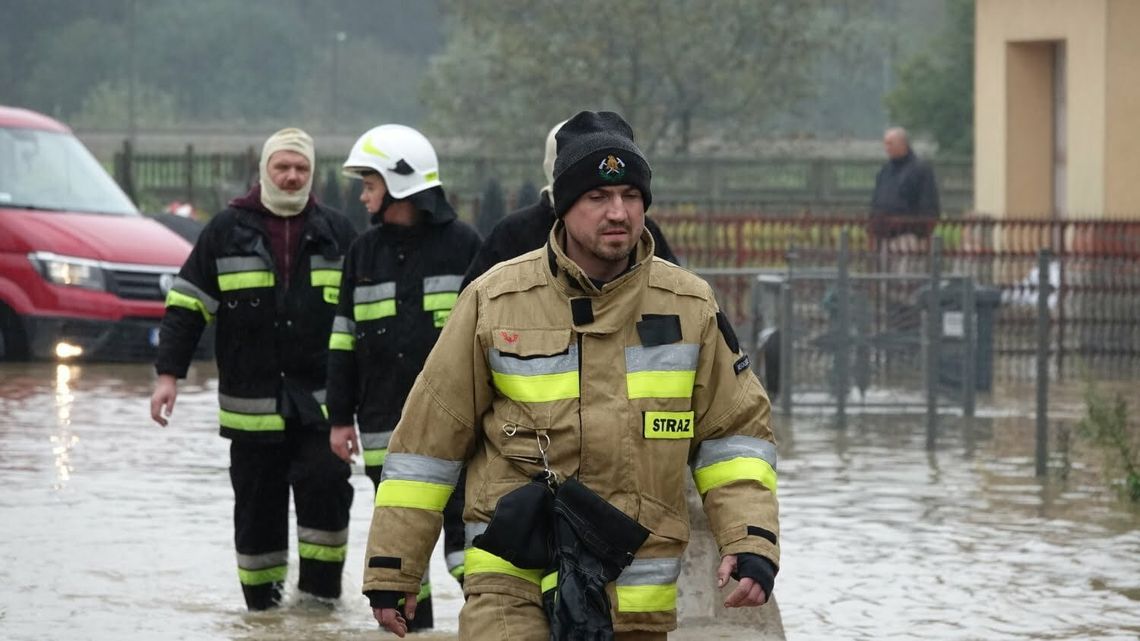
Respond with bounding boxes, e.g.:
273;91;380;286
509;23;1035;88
462;120;678;288
869;127;940;253
150;128;358;611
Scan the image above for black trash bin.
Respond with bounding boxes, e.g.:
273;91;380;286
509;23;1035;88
918;281;1001;392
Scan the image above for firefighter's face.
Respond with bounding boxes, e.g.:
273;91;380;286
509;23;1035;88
266;151;311;192
360;173;388;213
563;185;645;278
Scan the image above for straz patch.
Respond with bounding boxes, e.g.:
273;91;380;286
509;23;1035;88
643;411;695;439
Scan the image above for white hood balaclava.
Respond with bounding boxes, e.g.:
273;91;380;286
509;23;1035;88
259;127;315;217
541;120;568;207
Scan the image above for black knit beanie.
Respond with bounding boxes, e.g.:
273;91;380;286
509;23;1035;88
552;111;652;217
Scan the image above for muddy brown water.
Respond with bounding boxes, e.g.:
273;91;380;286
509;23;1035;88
1;361;1138;640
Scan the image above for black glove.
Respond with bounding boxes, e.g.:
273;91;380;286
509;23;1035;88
366;590;402;610
730;553;778;600
546;479;650;641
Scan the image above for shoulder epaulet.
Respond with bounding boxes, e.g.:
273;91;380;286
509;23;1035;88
648;258;712;300
479;248;548;299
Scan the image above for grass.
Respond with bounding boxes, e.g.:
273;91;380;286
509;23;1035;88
1077;380;1140;502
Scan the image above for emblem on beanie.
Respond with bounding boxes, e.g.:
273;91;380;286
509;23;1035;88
598;154;626;181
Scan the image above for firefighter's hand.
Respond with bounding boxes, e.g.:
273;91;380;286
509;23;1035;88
150;374;178;427
330;425;359;463
717;554;768;608
373;593;417;637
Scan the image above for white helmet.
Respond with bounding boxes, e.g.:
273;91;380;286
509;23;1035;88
343;124;442;199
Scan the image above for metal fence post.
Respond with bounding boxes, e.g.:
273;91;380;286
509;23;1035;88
962;276;977;417
926;236;943;449
185;143;195;206
836;229;851;418
1036;248;1052;477
779;249;797;416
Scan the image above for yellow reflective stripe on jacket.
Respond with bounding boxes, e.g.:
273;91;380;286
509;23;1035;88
355;299;396;321
219;409;285;432
423;291;458;312
329;315;355;351
375;452;463;510
541;571;558;593
298;541;347;562
614;557;682;612
218;271;275;291
464;547;543;585
236;549;289;586
691;435;778;494
616;584;678;612
625;344;698;399
310;256;343;287
165;289;215;322
626;370;696;399
489;344;580;403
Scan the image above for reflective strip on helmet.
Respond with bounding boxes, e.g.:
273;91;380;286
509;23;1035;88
464;547;542;585
423;275;462;311
489;344;579;403
375;453;462;510
216;256;274;291
363;448;387;467
310;257;343;287
237;550;288;586
329;315;355;351
625;344;698;399
165;289;215;322
691;436;778;495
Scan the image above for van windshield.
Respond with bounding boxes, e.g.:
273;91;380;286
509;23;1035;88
0;127;138;216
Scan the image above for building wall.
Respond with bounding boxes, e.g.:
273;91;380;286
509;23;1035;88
1105;0;1140;216
975;0;1110;218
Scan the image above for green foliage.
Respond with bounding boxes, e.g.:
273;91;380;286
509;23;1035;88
72;81;180;130
1077;382;1140;503
424;0;839;155
884;0;974;155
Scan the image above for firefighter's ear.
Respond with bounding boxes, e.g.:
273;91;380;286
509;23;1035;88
716;311;740;354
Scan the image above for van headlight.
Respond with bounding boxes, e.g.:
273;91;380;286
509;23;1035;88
28;252;107;291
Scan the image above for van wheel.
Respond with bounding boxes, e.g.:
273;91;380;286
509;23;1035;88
0;304;29;361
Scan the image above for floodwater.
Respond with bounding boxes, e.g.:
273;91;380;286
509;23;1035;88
1;361;1139;641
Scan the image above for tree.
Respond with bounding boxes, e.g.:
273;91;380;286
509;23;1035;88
423;0;841;156
884;0;974;155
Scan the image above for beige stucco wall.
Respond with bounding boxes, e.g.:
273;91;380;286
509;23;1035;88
975;0;1110;218
1105;0;1140;217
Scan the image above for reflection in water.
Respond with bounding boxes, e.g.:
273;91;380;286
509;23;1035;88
51;364;79;489
0;362;1138;641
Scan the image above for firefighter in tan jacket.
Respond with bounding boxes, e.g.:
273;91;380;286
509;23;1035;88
362;111;779;640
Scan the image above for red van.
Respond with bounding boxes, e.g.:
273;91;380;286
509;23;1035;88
0;106;193;361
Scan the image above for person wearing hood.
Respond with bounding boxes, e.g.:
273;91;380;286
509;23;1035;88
461;120;678;289
150;128;359;610
325;124;481;630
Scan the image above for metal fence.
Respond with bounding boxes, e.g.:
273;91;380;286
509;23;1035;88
110;141;973;215
671;215;1140;383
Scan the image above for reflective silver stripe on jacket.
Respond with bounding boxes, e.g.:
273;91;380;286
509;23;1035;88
218;394;277;414
379;452;463;485
360;431;393;450
446;550;466;571
488;343;578;375
216;256;269;273
312;389;326;404
332;316;355;334
691;435;778;471
355;282;396;303
171;277;219;314
625;344;699;372
298;526;349;546
464;521;489;548
310;257;344;270
617;557;683;585
423;274;464;293
237;550;288;570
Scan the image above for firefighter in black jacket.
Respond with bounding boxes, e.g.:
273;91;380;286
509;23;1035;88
149;128;359;610
462;119;678;288
325;124;481;630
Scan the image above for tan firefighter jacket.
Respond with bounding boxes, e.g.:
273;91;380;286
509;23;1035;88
362;222;779;632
